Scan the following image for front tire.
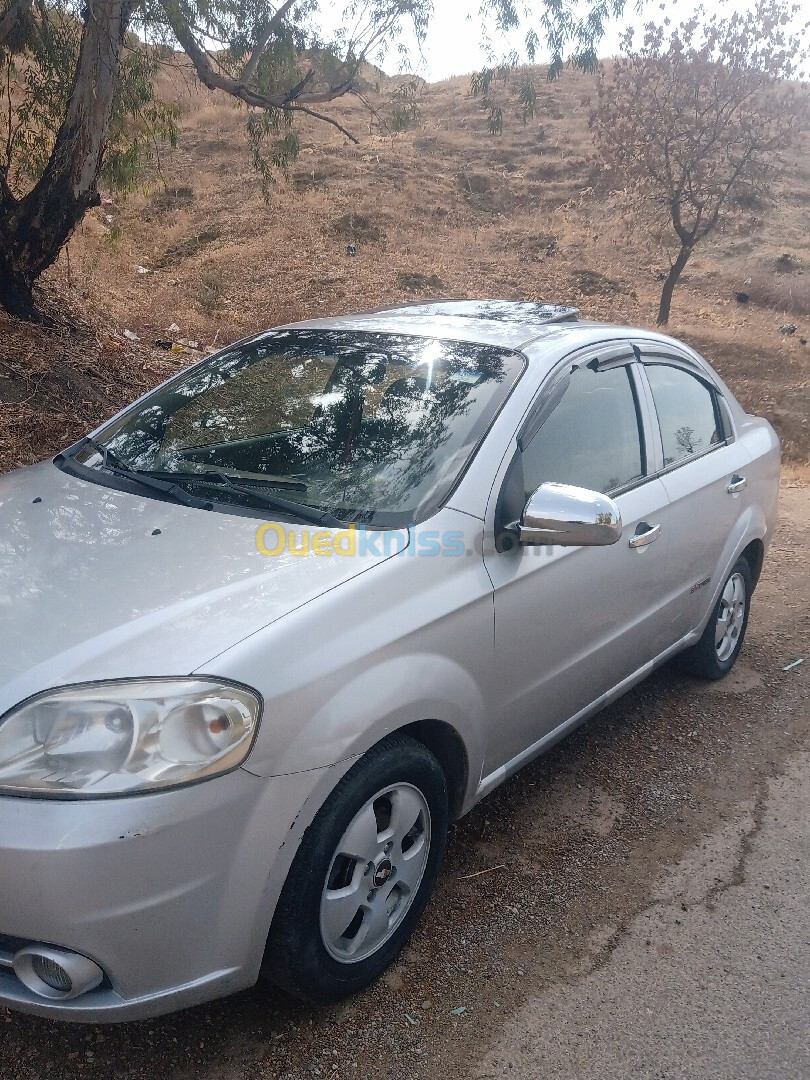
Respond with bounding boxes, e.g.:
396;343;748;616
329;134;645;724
264;735;449;1003
676;557;752;680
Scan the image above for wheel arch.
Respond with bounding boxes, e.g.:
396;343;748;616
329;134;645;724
693;509;768;639
740;538;765;590
400;718;469;819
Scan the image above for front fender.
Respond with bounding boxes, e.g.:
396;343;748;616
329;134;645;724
243;652;487;805
203;510;495;808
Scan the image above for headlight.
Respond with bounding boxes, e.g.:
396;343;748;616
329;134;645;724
0;679;262;797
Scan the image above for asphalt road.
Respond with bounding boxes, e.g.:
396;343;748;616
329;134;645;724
478;752;810;1080
1;474;808;1080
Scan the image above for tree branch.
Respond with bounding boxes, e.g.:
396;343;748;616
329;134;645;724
239;0;298;86
291;102;359;143
160;2;358;109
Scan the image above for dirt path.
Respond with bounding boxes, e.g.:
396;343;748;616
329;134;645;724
1;473;808;1080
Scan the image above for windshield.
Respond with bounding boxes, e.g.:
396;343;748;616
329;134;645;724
76;330;525;527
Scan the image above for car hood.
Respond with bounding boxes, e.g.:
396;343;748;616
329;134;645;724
0;462;399;714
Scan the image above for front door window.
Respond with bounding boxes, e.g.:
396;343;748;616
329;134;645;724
521;363;645;497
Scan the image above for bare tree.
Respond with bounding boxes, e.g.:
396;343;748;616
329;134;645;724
591;1;809;325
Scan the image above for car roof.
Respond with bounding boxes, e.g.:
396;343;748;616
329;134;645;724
362;300;582;326
277;300;679;356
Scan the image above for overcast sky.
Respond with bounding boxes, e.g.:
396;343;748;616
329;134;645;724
390;0;798;81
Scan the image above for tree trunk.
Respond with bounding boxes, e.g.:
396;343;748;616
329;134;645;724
0;241;45;319
0;0;132;320
657;244;694;326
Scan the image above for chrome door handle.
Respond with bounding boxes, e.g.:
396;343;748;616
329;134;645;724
629;522;661;549
727;474;747;494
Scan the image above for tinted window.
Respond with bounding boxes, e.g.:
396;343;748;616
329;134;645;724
522;363;644;496
645;365;720;467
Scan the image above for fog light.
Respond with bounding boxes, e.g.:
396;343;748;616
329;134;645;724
31;954;72;993
13;946;103;1000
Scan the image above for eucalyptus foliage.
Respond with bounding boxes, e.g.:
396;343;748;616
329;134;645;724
471;0;630;132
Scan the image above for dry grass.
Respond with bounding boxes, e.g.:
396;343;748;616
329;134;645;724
1;65;809;472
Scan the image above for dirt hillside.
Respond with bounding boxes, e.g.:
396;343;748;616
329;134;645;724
1;66;808;472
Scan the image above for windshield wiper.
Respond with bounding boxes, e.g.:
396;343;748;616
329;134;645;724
107;465;218;510
84;435;126;471
80;439;343;525
200;471;345;528
146;470;307;493
145;470;345;528
82;438;216;509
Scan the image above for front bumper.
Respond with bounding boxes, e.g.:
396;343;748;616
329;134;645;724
0;762;350;1021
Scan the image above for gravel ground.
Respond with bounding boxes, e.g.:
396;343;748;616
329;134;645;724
1;473;807;1080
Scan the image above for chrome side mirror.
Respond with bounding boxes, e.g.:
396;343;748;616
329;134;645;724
517;482;623;547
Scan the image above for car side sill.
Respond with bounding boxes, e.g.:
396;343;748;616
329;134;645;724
474;630;699;805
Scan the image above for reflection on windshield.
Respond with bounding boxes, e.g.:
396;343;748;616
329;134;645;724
81;331;524;527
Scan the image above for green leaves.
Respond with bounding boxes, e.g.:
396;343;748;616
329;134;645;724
2;0;438;201
245;108;299;196
2;0;79;186
479;0;628;75
470;0;630;134
103;43;181;192
388;77;423;132
0;0;438;314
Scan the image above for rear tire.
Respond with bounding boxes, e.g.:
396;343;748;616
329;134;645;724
676;557;752;680
263;735;449;1003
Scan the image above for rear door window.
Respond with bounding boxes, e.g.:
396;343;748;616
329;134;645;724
644;364;721;468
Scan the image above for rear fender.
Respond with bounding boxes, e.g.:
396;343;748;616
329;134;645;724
693;505;768;637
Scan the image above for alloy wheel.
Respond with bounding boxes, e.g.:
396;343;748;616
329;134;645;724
319;783;431;963
715;572;747;663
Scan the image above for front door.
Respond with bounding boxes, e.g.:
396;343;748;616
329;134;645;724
483;349;669;775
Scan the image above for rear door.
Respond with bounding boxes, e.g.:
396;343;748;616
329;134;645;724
482;343;672;775
635;347;753;639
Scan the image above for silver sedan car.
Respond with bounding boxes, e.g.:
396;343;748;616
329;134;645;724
0;301;779;1020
